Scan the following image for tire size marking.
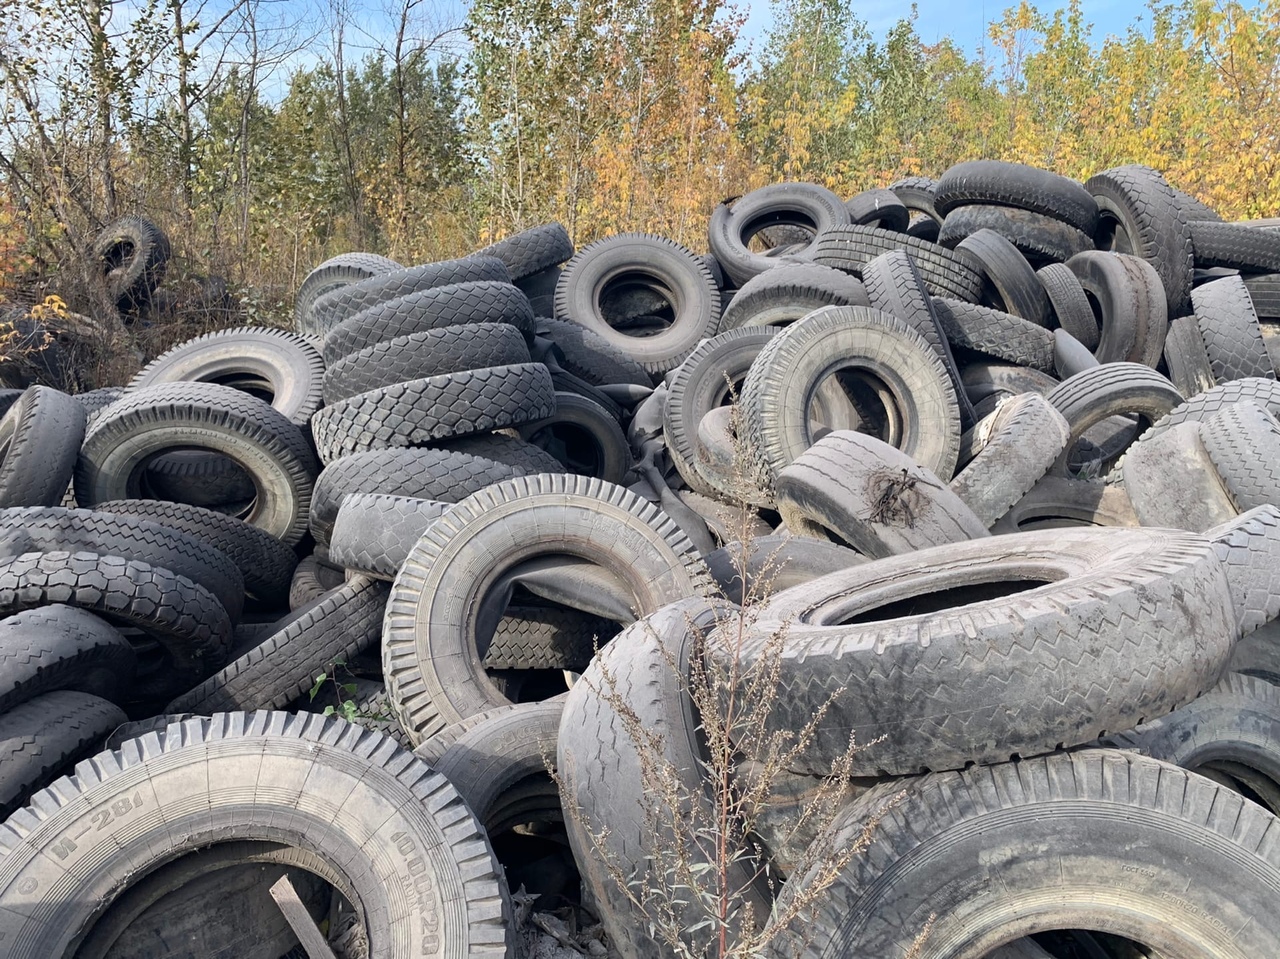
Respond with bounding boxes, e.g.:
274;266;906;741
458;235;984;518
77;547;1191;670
50;792;144;862
390;830;443;950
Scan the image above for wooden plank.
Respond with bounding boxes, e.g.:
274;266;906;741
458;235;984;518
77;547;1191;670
269;874;339;959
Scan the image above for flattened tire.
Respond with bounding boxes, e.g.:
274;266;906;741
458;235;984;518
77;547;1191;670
76;383;317;546
383;474;714;744
766;750;1280;959
721;526;1235;775
0;711;513;959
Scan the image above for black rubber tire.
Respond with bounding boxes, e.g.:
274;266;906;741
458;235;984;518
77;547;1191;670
1121;420;1235;532
437;432;565;473
516;390;629;483
726;526;1235;776
0;551;232;697
1208;505;1280;637
811;224;985;301
862;249;976;424
935;159;1099;233
957;228;1052;326
1104;673;1280;816
742;305;962;490
1086;164;1194;317
1201;400;1280;510
0;711;512;958
322;280;534;365
287;554;345;610
474;222;574;279
75;841;332;959
74;387;123;417
990;475;1139;533
664;327;779;495
167;576;387;714
1193;275;1274;383
92;499;296;608
294;251;401;335
717;262;869;333
705;534;864;604
553;233;721;374
0;691;126;819
0;386;86;508
1045;363;1183;475
321;322;531;404
308;254;511;333
1244;273;1280;319
308;447;520;544
938;204;1094;263
1066;250;1168;367
1189;219;1280;273
483;606;611;670
950;392;1071;528
383;474;713;743
845;188;909;232
329;494;447;580
776;431;988;556
708;182;850;286
0;606;135;712
127;327;325;427
430;699;564;834
414;704;520;767
1052;327;1100;380
1141;376;1280;441
559;599;768;959
533;316;653;387
76;382;317;545
1173;186;1222;222
92;215;171;306
960;362;1058;408
1036;262;1099;349
931;298;1056;373
137;449;256;511
311;363;555;463
889;176;942;223
1165;313;1217;398
767;750;1280;959
0;506;245;624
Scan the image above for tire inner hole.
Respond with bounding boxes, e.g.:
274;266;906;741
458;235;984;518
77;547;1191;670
808;367;902;448
526;422;602;477
201;372;276;405
598;271;676;334
841;578;1052;625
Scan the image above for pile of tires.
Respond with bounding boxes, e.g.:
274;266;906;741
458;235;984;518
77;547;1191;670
0;160;1278;957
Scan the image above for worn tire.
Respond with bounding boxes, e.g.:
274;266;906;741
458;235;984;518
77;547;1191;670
766;750;1280;959
935;160;1099;233
93;215;171;306
1201;401;1280;511
76;382;317;545
1066;250;1169;366
1142;376;1280;441
516;390;629;483
708;182;850;286
0;711;512;958
931;298;1056;373
717;262;868;333
329;493;448;580
938;204;1094;263
742;306;961;491
383;474;713;744
294;251;401;335
723;526;1234;775
1193;275;1274;383
704;534;864;604
811;224;985;302
0;387;86;508
776;431;988;558
474;222;574;279
1164;313;1217;398
1189;220;1280;273
1037;262;1098;348
554;233;721;374
533;316;653;387
956;228;1053;326
1122;421;1236;533
0;606;135;712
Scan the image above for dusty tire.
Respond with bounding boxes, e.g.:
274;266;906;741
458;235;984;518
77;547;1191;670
287;554;345;610
533;316;653;387
721;526;1235;776
166;576;388;714
554;233;721;375
1201;401;1280;510
767;750;1280;959
329;493;448;581
704;534;864;604
811;224;985;301
931;298;1056;372
558;600;768;959
1164;313;1217;398
950;393;1071;528
0;386;86;508
382;474;713;744
717;262;868;333
92;215;171;307
127;327;325;427
742;306;961;490
1208;506;1280;637
294;251;401;335
92;499;297;607
775;431;988;557
990;476;1138;533
1144;376;1280;442
310;363;556;463
0;691;126;818
0;606;135;712
76;382;317;546
708;182;850;286
938;204;1093;263
1193;275;1274;383
0;711;513;959
1065;250;1169;366
1122;421;1236;532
